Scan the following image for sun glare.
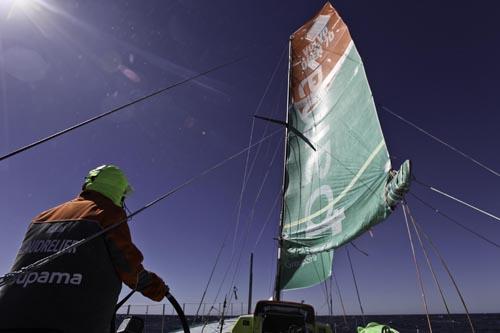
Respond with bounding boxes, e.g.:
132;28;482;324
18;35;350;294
13;0;32;10
6;0;44;20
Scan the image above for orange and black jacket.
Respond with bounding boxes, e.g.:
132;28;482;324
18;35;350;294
0;190;166;333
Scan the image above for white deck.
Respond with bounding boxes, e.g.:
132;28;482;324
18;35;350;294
174;318;238;333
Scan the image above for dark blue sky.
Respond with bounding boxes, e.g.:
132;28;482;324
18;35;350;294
0;0;498;315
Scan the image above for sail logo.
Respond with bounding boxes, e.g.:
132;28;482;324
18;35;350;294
292;5;352;118
301;15;334;71
303;123;345;239
304;185;345;238
285;254;319;269
15;271;83;288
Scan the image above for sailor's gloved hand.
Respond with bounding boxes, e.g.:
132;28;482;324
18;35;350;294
137;270;168;301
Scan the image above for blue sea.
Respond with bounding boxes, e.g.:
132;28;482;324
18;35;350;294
116;314;500;333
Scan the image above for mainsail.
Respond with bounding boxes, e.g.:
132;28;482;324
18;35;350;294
279;2;411;291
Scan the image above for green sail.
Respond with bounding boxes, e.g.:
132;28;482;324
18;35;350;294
279;3;411;290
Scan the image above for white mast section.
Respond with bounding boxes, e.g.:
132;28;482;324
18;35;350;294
274;39;292;301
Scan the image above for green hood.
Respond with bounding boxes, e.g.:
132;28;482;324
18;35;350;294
84;165;132;207
357;322;399;333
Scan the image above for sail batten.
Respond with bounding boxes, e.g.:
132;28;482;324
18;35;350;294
279;2;411;291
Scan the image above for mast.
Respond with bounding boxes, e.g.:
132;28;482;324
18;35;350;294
274;38;292;301
247;252;253;314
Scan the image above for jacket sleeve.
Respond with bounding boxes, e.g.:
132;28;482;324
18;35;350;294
100;210;167;301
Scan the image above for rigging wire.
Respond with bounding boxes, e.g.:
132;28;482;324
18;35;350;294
329;274;334;316
407;205;452;316
0;130;281;287
380;105;499;178
402;203;433;333
207;135;282;314
332;272;348;327
350;242;369;257
0;56;248;163
242;71;287;196
232;117;256;251
346;248;365;326
224;146;283;311
194;229;229;320
204;201;254;316
206;251;235;318
214;46;288;313
322;273;332;316
413;178;500;223
314;256;332;316
408;192;500;249
202;47;286;313
224;138;283;309
231;43;287;252
406;204;476;333
253;189;281;250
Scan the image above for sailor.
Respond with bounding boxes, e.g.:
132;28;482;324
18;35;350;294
0;164;167;333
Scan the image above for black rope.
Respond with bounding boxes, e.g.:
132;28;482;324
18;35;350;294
0;56;248;163
350;242;369;256
381;105;499;177
413;177;500;223
231;43;287;255
406;204;476;333
0;130;280;287
332;273;348;327
115;289;136;311
407;206;452;316
253;189;281;249
401;203;433;333
346;248;365;325
194;231;228;320
408;192;500;249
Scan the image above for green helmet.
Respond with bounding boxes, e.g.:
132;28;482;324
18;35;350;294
357;323;399;333
83;165;133;207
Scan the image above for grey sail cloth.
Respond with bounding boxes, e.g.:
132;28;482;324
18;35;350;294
0;220;122;333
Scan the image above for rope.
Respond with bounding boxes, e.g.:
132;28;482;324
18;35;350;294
407;204;476;333
329;274;334;316
402;203;433;333
231;44;287;252
332;273;348;327
432;187;499;222
242;52;287;194
407;204;452;316
209;135;282;313
413;178;500;222
223;46;288;305
381;105;499;177
346;248;365;325
350;242;369;257
253;189;281;250
194;230;229;320
0;56;248;163
0;130;280;287
322;276;332;316
232;116;256;251
409;192;500;249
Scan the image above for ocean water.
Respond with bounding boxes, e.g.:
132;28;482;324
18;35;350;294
116;314;500;333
